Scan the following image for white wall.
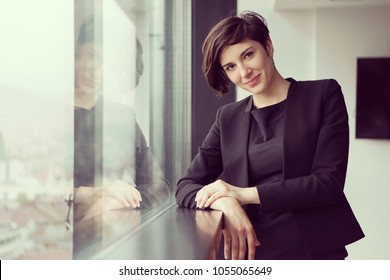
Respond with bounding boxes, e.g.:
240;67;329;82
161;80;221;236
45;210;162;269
316;7;390;260
239;0;390;259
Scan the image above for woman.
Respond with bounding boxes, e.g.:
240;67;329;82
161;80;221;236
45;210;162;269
176;11;364;260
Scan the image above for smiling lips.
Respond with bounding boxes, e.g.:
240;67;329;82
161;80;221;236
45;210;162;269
246;74;260;88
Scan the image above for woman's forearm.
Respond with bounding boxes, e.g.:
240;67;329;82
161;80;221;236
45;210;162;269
238;186;260;205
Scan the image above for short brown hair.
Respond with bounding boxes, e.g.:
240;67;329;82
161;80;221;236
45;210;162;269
202;11;270;96
77;14;144;86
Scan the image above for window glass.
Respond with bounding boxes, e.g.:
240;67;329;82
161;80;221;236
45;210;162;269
0;0;191;259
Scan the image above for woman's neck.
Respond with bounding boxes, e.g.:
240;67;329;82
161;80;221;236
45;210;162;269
74;91;98;110
252;71;290;109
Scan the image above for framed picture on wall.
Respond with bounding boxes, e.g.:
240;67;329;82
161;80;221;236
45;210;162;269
356;57;390;139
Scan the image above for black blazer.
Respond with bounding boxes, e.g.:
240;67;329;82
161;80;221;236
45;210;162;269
176;78;364;255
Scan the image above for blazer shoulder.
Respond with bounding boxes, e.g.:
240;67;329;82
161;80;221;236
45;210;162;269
293;78;341;92
289;78;343;100
219;96;251;115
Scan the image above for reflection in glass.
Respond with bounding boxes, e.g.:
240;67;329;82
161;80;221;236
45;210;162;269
73;12;170;218
72;0;182;259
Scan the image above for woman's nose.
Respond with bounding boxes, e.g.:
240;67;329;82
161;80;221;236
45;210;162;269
239;64;252;78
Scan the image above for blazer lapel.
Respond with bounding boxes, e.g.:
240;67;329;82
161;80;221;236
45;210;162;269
283;79;322;179
224;97;252;187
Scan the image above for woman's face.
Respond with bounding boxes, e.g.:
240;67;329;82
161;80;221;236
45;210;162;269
75;42;103;97
75;41;138;99
219;39;275;96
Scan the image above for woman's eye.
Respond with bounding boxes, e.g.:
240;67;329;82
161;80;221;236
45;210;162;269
225;64;235;71
244;51;254;59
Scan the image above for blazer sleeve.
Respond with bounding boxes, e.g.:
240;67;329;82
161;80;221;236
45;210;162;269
257;79;350;214
176;108;224;209
134;120;171;208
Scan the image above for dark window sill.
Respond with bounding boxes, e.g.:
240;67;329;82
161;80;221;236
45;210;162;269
74;203;223;260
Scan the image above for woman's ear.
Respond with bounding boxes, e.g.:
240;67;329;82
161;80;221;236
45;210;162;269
266;38;274;58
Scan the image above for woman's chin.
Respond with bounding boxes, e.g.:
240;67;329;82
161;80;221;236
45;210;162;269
75;86;98;97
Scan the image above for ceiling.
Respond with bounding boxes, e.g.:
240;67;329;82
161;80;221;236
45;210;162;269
274;0;390;10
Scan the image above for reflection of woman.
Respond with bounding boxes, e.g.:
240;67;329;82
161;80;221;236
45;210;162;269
176;12;364;260
73;14;169;220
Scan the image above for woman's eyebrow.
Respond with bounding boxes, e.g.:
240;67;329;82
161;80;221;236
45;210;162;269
240;47;253;57
221;46;253;68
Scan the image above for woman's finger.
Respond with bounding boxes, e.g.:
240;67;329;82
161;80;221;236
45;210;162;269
106;181;141;208
204;191;222;208
231;234;239;260
196;183;221;207
223;230;231;260
128;187;142;207
246;232;257;260
238;235;247;260
104;188;130;207
197;189;211;208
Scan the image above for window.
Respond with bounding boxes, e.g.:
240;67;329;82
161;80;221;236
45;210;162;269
0;0;191;259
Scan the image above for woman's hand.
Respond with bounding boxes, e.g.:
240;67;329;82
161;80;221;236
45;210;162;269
75;179;142;208
195;179;259;208
82;196;125;219
210;197;260;260
74;180;142;220
99;180;142;208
